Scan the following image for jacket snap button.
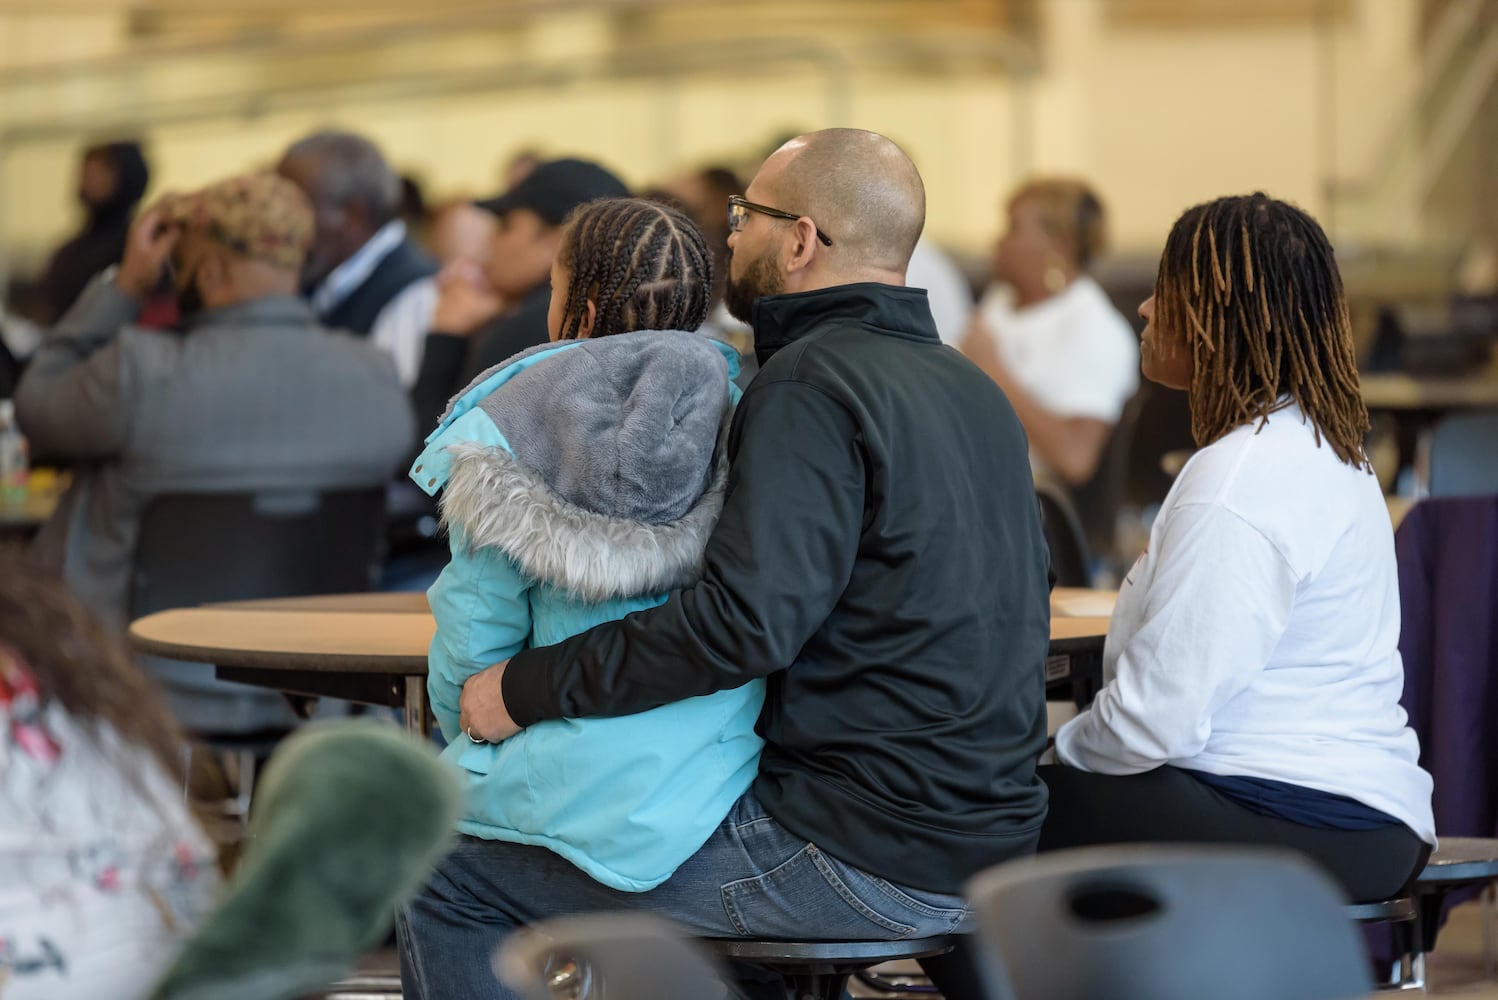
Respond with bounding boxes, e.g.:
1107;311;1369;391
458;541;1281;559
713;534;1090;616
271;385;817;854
414;464;423;472
428;478;436;488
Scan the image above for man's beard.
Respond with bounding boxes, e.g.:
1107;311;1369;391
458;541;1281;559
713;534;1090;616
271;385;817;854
723;247;784;325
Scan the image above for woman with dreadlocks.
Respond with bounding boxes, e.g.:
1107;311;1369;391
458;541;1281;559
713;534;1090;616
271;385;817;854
1040;194;1434;901
402;198;763;905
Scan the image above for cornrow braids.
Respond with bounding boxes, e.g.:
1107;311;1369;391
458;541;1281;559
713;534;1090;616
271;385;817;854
1155;193;1371;470
555;197;714;340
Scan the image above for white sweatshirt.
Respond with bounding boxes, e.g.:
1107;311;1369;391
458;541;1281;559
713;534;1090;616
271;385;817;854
1055;403;1436;843
1;686;220;999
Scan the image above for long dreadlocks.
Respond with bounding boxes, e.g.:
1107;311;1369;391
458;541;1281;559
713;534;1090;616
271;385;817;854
555;197;713;340
1155;193;1371;470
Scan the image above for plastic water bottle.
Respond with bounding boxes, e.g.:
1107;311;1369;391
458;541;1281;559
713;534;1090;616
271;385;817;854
0;400;29;503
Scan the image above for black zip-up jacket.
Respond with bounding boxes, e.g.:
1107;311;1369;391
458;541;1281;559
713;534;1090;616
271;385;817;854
503;281;1052;893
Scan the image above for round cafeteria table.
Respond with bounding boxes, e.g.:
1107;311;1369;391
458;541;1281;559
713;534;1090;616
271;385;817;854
129;591;1114;737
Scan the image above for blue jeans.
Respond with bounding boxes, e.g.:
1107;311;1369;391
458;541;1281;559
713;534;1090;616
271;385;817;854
397;792;971;999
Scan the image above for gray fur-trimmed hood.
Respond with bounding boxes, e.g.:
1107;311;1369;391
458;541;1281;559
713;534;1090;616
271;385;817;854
430;331;736;603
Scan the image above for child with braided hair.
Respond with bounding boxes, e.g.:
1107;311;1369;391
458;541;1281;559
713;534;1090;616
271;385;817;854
405;197;763;896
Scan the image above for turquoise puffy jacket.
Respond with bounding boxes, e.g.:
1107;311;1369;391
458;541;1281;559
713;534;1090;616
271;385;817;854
411;331;764;891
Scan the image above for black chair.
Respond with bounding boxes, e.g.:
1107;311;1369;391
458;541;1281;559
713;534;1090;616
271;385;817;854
705;937;953;1000
1069;388;1143;570
130;488;388;617
1342;897;1421;991
1120;383;1195;515
1036;482;1092;588
129;488;387;814
497;914;728;1000
967;845;1373;1000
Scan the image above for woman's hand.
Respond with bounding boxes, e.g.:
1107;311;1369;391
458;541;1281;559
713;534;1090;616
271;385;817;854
458;660;522;743
117;205;180;300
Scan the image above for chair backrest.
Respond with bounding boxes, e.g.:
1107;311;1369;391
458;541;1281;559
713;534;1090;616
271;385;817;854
1121;382;1195;511
1428;412;1498;498
1036;483;1092;588
1068;389;1143;565
967;845;1373;1000
496;914;728;1000
130;489;387;618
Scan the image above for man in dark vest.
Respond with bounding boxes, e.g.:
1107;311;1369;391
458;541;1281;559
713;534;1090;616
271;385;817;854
277;131;438;388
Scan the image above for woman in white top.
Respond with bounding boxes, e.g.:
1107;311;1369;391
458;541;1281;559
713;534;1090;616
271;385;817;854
960;178;1138;486
0;564;220;998
1043;194;1435;902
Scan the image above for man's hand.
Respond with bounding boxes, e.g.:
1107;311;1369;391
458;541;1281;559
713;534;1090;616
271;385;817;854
432;262;504;334
459;660;523;743
117;205;180;300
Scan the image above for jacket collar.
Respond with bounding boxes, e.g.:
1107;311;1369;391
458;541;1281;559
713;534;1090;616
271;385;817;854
187;295;317;332
311;219;408;315
750;282;938;365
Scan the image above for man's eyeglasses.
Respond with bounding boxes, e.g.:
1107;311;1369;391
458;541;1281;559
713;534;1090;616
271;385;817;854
728;195;833;247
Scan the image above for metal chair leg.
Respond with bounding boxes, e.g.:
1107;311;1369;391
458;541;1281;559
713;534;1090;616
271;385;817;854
1483;881;1497;982
231;749;256;818
1381;909;1428;992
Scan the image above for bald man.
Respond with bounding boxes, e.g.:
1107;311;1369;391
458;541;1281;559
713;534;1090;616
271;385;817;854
398;130;1051;1000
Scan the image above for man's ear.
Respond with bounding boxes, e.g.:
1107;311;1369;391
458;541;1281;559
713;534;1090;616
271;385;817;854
785;217;822;275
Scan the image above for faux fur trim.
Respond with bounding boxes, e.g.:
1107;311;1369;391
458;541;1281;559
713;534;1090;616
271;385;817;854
439;442;726;603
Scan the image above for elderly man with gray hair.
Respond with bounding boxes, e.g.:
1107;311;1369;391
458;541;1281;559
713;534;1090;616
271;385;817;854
277;130;439;387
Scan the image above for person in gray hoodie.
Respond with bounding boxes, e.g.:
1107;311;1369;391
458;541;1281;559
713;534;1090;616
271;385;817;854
400;199;762;985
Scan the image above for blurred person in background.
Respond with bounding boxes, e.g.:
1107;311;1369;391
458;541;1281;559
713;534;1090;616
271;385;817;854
428;199;497;270
907;237;974;348
398;174;430;241
31;140;151;325
661;165;742;312
0;559;220;1000
1;308;42;397
502;149;543;191
961;177;1138;486
13;172;413;731
410;157;628;437
659;164;759;385
277;131;440;387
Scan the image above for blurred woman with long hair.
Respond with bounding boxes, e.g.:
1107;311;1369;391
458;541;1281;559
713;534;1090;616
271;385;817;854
0;558;219;999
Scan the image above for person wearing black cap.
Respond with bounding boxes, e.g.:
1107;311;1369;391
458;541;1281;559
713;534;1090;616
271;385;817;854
409;158;629;438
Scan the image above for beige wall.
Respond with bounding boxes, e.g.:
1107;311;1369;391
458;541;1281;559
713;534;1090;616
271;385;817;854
0;0;1445;273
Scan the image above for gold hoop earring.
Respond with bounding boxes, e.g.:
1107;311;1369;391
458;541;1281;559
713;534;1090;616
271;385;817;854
1044;265;1068;294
